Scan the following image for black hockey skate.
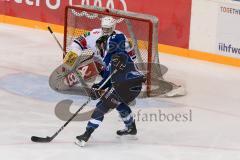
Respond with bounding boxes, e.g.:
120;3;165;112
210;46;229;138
75;128;94;147
117;121;137;136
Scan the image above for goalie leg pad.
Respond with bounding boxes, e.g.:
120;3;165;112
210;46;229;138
75;57;105;81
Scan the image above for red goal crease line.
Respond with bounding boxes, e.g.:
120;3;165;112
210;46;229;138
1;15;240;67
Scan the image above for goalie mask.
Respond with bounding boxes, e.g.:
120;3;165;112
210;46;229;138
101;16;116;36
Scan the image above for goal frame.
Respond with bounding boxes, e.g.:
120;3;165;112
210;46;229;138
63;5;158;97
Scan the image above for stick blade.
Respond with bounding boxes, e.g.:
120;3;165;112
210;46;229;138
31;136;52;143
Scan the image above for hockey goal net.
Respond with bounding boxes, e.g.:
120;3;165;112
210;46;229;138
64;5;183;97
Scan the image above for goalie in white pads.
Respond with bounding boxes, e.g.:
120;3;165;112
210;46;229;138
62;16;137;86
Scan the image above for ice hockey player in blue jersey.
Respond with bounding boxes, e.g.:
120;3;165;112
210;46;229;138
75;17;146;147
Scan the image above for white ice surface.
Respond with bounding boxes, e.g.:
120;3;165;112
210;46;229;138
0;24;240;160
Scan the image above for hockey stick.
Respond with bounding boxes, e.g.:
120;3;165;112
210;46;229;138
31;69;117;143
31;98;90;143
32;26;94;142
47;26;64;51
31;27;117;143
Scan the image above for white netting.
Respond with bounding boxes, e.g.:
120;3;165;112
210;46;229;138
71;8;124;23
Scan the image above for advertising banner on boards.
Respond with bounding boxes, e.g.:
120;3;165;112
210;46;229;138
217;3;240;59
1;0;192;48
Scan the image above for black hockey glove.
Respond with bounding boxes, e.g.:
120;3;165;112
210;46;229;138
89;83;102;100
111;54;127;71
91;83;101;89
89;88;101;100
